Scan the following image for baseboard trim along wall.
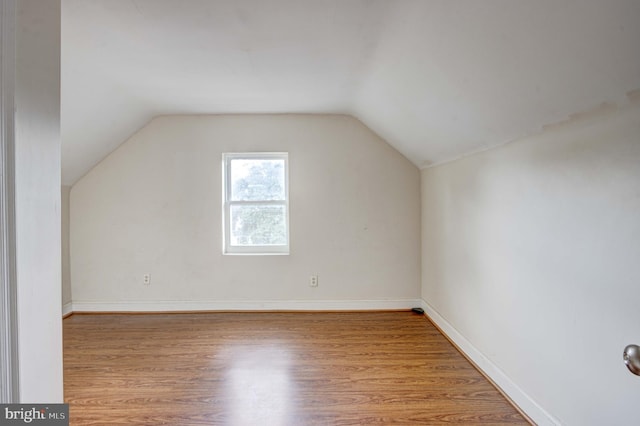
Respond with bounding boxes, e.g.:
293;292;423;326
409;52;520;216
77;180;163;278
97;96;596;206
420;299;559;426
67;299;422;313
62;302;73;318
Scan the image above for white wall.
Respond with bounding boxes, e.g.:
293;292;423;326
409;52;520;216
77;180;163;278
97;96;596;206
71;115;420;310
421;101;640;425
15;0;62;402
61;186;71;310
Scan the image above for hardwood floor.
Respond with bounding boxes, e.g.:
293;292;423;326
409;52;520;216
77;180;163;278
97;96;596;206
63;311;528;425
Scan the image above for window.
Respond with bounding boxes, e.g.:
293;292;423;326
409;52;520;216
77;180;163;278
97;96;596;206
223;153;289;254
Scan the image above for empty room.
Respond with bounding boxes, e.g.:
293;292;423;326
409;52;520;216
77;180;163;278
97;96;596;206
1;0;639;425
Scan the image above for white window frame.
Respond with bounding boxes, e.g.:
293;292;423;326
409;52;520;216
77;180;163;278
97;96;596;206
222;152;290;255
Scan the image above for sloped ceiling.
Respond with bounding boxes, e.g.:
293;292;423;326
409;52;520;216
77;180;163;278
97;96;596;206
62;0;640;185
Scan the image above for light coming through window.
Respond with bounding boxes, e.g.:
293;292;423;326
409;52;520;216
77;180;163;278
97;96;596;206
222;153;289;254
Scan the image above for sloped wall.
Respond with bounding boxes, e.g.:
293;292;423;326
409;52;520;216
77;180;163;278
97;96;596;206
422;102;640;425
70;115;420;309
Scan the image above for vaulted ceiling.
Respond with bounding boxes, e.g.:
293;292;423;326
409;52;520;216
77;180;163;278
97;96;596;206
62;0;640;185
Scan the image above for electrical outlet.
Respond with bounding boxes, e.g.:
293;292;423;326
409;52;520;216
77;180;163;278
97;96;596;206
309;275;318;287
143;274;151;285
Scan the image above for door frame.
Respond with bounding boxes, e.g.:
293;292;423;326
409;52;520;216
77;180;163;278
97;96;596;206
0;0;19;403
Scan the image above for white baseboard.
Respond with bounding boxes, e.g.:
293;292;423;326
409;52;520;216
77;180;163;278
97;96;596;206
420;299;560;426
62;302;73;317
68;299;422;313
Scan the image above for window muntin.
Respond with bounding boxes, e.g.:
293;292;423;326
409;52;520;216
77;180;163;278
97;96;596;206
223;153;289;254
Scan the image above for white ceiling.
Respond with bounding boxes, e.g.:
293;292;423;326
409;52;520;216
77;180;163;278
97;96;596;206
62;0;640;185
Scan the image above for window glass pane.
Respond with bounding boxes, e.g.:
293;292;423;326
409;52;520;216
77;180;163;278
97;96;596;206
230;205;287;246
230;159;285;201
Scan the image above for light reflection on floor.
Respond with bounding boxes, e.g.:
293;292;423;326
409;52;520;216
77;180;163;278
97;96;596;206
225;344;293;426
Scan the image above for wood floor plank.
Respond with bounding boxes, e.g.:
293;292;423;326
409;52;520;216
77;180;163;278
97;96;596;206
63;312;528;425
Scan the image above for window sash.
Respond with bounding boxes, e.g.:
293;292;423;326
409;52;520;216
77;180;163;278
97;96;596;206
223;153;289;255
